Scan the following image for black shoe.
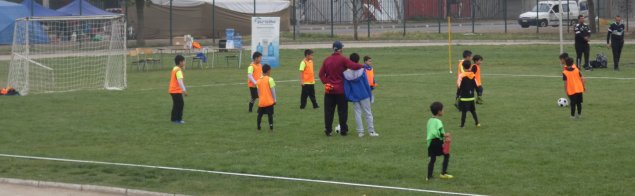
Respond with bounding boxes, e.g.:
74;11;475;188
269;125;273;131
340;131;348;136
325;131;333;136
257;126;261;130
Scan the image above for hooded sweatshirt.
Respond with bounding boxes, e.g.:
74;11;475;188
343;69;372;102
456;72;477;100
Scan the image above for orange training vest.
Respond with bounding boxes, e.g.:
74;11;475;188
563;68;585;96
563;64;579;71
366;67;376;87
169;66;184;94
248;63;263;88
457;72;476;87
456;59;465;78
301;59;315;83
473;64;482;86
257;76;274;107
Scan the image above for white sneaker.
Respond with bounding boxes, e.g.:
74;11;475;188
369;132;379;137
358;133;364;138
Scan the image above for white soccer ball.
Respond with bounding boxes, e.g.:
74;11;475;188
335;124;341;133
557;98;569;107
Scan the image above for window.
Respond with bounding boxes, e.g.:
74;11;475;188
580;2;588;11
552;5;560;13
532;4;552;12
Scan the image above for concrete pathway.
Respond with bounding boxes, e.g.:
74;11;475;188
0;178;181;196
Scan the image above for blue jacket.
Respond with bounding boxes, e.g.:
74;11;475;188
343;69;372;102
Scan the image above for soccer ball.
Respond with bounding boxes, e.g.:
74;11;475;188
335;124;341;133
557;98;569;107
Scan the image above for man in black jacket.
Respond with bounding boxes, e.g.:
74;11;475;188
574;15;591;70
607;15;625;71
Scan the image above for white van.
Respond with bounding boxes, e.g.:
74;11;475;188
518;0;588;28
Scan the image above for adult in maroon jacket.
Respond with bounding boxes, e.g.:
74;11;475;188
319;41;363;136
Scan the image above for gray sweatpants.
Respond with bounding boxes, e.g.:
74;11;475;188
353;98;375;134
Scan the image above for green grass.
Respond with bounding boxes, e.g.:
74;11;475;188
1;44;635;195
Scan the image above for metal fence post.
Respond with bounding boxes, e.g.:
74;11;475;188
597;0;600;32
471;0;475;33
438;0;441;33
504;0;507;33
254;0;256;17
293;0;296;40
80;0;83;16
367;0;370;38
212;0;215;41
536;0;539;33
169;0;173;46
331;0;334;38
627;0;630;31
403;0;406;37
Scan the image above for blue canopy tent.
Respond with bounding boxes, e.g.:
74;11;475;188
21;0;70;17
0;1;49;45
57;0;115;16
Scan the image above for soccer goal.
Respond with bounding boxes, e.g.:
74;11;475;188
7;15;127;95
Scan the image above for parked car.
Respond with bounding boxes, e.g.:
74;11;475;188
518;0;588;28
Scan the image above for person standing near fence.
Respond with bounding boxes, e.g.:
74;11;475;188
574;15;591;70
607;15;625;71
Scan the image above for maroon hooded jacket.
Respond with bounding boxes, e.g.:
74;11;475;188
319;52;363;95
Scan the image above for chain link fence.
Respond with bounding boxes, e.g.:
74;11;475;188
287;0;633;39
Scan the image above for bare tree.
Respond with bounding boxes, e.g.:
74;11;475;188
134;0;146;46
352;0;359;40
588;0;596;33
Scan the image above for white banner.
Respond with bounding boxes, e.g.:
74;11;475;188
251;17;280;68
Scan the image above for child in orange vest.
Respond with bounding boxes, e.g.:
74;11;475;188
169;55;187;124
472;55;484;104
299;49;319;109
248;52;263;113
456;50;472;78
257;64;277;130
457;60;480;128
363;56;377;90
559;53;578;71
563;57;586;119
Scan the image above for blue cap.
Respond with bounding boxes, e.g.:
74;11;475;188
333;41;344;51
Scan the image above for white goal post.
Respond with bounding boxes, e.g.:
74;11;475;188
7;15;127;95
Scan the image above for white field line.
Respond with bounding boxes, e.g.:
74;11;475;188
138;72;634;92
0;153;487;196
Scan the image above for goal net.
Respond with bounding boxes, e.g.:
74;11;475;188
7;15;126;95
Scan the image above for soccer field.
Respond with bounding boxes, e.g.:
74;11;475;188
1;44;634;195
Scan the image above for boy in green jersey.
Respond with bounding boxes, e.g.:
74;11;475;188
427;102;453;180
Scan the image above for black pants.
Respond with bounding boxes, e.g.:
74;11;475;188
248;87;258;112
428;139;450;177
575;42;590;69
324;94;349;135
459;100;479;127
569;93;583;117
611;40;624;70
300;84;319;109
257;105;274;129
170;93;184;122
